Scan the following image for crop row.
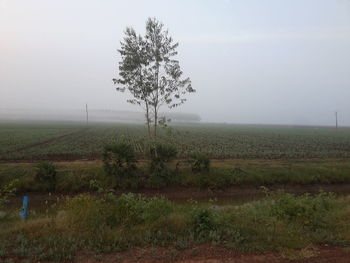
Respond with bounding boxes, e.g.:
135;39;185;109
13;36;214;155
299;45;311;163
1;122;350;160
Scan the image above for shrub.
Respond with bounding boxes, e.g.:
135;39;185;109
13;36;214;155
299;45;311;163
189;153;210;173
35;162;57;192
149;143;178;187
190;208;217;240
149;143;178;166
103;141;137;188
111;193;147;227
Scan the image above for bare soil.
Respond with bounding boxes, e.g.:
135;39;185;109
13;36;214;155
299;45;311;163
75;244;350;263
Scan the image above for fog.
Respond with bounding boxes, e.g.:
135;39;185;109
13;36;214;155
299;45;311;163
1;0;350;126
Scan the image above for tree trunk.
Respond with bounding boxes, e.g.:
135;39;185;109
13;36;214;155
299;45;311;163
154;61;160;140
145;104;151;139
154;106;158;139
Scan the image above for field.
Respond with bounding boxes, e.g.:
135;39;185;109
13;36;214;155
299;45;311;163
1;121;350;161
2;121;350;262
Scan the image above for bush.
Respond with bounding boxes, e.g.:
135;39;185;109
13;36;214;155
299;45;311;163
103;141;137;188
149;143;178;187
189;153;210;173
190;208;217;240
35;162;57;192
111;193;147;227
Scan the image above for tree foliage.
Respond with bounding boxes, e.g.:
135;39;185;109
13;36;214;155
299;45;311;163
114;18;195;138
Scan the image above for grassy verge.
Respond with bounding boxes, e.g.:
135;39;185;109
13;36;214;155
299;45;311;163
1;159;350;193
0;192;349;262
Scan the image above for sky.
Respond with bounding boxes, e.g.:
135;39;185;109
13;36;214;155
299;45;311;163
1;0;350;126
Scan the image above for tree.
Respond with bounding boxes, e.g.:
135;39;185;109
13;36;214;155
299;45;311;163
114;18;195;139
113;27;152;138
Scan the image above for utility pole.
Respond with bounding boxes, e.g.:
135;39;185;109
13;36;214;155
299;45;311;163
335;111;338;130
86;104;89;126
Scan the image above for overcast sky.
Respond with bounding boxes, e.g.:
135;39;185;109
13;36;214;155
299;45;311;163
1;0;350;125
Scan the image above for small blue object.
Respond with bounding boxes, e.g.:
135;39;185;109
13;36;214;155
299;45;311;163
20;196;28;220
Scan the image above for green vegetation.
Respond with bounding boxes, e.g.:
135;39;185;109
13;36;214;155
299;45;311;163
1;122;350;161
1;192;349;261
1;159;350;194
35;162;57;192
149;143;178;187
103;141;137;188
1;121;350;261
189;152;210;173
0;180;17;209
114;18;195;139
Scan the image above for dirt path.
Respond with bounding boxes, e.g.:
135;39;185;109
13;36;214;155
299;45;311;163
75;244;350;263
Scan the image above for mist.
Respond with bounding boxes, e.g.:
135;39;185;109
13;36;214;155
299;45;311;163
1;0;350;126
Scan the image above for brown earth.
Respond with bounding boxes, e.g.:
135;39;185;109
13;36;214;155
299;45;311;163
75;244;350;263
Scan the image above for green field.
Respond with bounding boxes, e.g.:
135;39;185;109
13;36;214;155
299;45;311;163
2;122;350;262
1;122;350;161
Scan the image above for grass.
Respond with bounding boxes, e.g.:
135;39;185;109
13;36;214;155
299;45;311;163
1;159;350;194
0;192;349;262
